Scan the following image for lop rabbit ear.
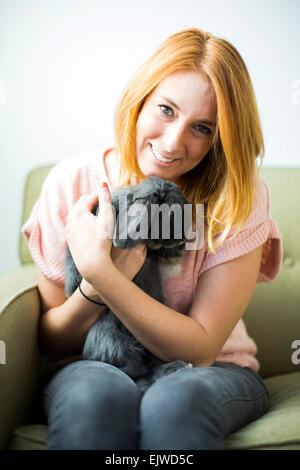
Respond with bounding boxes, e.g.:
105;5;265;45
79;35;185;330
112;191;134;247
126;199;151;246
131;177;162;202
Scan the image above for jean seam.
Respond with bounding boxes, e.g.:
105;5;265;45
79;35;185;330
219;391;268;436
221;390;268;407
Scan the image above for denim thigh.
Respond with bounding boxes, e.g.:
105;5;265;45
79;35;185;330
140;361;269;450
43;360;142;450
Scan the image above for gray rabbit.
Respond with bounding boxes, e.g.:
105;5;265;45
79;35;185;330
64;176;193;392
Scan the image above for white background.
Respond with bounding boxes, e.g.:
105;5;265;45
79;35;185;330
0;0;299;275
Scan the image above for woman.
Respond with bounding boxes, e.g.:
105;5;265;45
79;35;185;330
22;28;283;450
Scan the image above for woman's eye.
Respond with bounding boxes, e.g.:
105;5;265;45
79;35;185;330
159;104;173;116
194;124;211;135
158;104;211;136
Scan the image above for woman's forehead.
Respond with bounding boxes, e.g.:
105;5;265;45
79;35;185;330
150;70;217;121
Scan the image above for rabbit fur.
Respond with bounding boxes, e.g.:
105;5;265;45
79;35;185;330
64;176;193;392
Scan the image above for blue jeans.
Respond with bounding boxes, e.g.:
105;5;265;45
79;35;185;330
43;360;269;450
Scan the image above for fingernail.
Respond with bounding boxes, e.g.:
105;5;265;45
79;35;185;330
100;181;111;201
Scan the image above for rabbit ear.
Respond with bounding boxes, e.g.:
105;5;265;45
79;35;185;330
131;183;153;201
111;190;130;246
126;200;150;243
131;178;162;203
112;198;148;248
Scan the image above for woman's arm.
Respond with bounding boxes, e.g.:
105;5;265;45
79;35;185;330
188;244;263;363
87;245;263;367
38;272;107;361
38;246;148;361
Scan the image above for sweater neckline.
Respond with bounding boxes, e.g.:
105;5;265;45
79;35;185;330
100;146;124;193
90;146;115;193
101;146;114;191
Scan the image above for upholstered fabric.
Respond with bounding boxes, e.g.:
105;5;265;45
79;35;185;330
0;264;49;450
225;371;300;449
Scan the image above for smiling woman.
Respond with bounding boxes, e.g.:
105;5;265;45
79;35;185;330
21;27;283;450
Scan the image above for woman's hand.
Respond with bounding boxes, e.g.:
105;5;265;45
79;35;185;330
66;183;114;285
66;182;147;288
111;244;147;281
79;242;147;300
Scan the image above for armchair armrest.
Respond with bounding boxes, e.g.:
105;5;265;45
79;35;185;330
0;264;50;449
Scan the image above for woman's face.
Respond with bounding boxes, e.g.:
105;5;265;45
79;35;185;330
135;70;217;184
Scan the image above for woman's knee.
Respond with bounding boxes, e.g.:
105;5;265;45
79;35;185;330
141;367;220;420
44;360;143;450
140;367;223;450
44;360;142;416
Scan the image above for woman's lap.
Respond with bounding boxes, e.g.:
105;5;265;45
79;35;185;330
139;361;268;449
43;359;269;450
44;360;142;450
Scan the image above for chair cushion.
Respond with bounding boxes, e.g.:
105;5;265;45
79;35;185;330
7;371;300;450
225;371;300;449
7;424;47;450
19;165;53;265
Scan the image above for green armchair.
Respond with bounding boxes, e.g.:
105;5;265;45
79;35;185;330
0;165;299;450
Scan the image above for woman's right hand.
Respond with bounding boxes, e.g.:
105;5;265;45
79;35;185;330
110;244;148;281
80;244;147;306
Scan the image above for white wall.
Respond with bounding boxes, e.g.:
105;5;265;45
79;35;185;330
1;0;299;275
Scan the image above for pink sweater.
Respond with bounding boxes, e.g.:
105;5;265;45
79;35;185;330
21;148;283;373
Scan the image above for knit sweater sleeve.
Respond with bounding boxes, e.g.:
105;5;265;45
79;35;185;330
21;151;104;286
198;176;283;282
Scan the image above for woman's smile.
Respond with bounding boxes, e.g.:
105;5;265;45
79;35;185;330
149;143;181;166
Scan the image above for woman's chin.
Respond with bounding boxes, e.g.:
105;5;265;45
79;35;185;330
139;162;173;180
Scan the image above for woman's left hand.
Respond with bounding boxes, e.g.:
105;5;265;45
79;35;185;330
66;182;115;285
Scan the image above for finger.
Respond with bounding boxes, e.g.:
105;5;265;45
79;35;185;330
140;244;148;256
72;192;98;214
135;243;147;253
98;181;111;204
97;182;115;239
97;208;115;240
66;196;86;227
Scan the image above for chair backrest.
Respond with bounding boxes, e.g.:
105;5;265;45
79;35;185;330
243;168;299;378
19;165;54;264
19;165;299;379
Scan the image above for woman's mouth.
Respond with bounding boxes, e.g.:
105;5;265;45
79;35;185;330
149;144;179;166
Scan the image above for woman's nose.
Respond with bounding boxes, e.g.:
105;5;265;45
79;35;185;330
162;122;185;155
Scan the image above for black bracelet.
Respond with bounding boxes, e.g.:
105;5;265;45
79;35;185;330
78;283;107;307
